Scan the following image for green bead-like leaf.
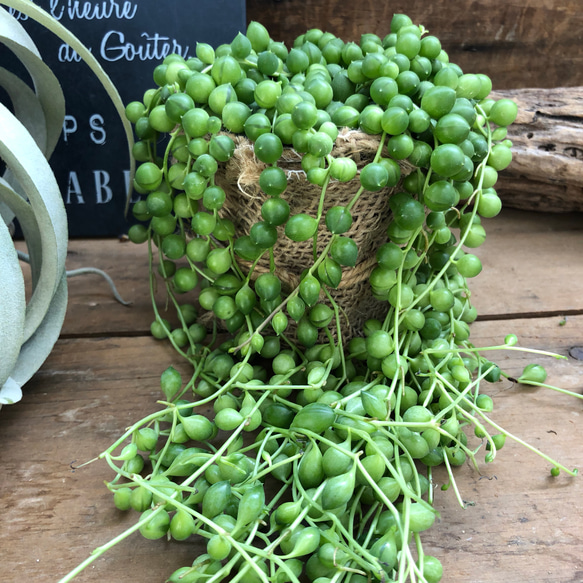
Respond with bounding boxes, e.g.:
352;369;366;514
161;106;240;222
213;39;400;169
330;236;358;267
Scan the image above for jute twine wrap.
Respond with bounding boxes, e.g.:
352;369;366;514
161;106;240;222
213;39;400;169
210;128;414;340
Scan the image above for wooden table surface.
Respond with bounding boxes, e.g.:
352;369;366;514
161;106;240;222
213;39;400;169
1;208;582;583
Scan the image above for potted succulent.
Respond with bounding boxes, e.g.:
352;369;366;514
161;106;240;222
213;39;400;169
58;16;580;583
2;3;578;581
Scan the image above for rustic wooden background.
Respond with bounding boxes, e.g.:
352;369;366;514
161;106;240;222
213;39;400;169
1;3;582;582
2;209;582;583
246;0;583;89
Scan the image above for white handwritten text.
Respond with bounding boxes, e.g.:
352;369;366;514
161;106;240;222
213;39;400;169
49;0;138;21
100;30;191;62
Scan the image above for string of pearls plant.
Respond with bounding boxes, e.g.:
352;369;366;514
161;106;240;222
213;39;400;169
61;16;581;583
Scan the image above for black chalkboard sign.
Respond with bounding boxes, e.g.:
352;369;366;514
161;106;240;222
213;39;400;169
1;1;246;237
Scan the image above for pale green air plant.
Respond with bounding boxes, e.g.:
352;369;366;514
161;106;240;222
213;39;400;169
0;1;134;408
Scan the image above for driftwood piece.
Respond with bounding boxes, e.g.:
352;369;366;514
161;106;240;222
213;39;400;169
492;87;583;212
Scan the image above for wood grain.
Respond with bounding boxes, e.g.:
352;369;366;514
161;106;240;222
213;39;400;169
0;316;581;583
469;208;583;319
246;0;583;90
3;208;582;582
493;87;583;212
0;337;196;583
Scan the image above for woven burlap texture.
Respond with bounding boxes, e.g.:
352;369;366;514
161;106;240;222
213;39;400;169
210;128;414;340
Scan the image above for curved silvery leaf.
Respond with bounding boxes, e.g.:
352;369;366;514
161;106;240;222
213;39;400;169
0;68;48;291
0;7;65;229
0;214;25;396
0;2;134;410
0;3;39;53
0;1;135;195
9;271;67;389
0;102;68;343
0;7;65;160
1;176;122;398
0;378;22;406
0;72;46;279
0;176;43;291
0;67;48;154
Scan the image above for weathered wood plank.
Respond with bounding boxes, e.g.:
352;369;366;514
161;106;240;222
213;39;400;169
0;316;581;582
246;0;583;90
15;236;157;337
493;87;583;212
470;209;583;319
0;336;196;583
